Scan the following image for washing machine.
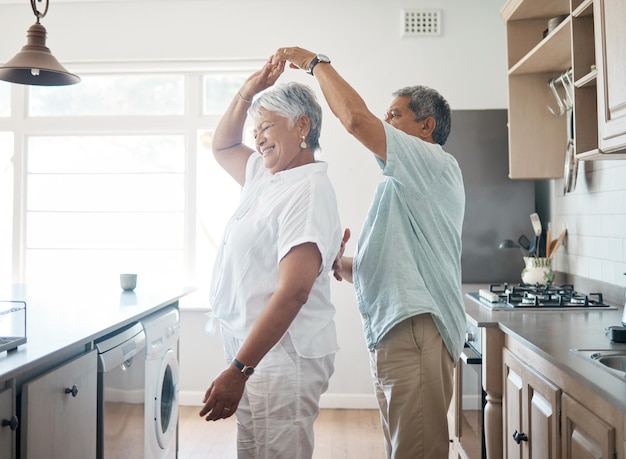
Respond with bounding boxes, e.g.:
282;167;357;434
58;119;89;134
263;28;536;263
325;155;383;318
142;306;180;459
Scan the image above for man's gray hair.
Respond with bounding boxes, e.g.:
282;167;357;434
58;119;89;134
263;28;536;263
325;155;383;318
393;85;451;145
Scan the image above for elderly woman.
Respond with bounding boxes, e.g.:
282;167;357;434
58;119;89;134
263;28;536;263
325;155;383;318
199;58;342;459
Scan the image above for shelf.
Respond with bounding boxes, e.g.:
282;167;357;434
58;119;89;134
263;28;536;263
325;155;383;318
508;17;571;75
572;0;593;18
501;0;569;21
576;148;601;159
575;69;597;88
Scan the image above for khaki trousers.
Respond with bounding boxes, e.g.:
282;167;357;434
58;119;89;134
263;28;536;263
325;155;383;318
370;313;454;459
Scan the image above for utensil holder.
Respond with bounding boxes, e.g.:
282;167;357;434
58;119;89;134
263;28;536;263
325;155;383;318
521;257;554;285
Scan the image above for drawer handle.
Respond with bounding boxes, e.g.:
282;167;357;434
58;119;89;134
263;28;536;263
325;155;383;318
513;429;528;444
1;415;19;431
64;384;79;397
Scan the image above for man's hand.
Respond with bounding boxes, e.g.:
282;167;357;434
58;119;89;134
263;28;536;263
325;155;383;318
332;228;351;281
271;47;316;72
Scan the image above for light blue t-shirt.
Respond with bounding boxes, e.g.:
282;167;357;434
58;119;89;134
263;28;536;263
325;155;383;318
353;122;466;361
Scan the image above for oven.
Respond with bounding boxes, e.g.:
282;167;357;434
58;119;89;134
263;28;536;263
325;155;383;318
457;320;486;459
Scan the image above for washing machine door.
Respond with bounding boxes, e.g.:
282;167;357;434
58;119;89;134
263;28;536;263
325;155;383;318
153;348;180;450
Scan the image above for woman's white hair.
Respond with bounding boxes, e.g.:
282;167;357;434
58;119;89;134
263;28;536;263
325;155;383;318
249;82;323;151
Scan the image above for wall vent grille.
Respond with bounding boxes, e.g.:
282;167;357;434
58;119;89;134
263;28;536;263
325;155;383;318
402;9;442;36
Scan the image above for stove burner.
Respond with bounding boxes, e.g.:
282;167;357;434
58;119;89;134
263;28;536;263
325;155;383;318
478;283;610;308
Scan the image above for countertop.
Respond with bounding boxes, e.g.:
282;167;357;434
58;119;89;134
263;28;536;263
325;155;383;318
462;283;626;414
0;283;195;383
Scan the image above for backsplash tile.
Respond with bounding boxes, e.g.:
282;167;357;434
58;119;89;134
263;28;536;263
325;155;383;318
550;160;626;287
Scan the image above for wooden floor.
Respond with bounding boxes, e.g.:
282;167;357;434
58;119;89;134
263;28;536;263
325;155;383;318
178;406;386;458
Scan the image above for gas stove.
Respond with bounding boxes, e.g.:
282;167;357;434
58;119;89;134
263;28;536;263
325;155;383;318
469;283;617;311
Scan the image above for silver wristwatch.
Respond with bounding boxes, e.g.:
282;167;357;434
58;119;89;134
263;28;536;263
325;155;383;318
307;54;331;76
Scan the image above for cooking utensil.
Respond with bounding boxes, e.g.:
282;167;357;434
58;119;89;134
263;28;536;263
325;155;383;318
564;108;578;194
498;239;527;256
546;227;552;258
548;229;567;257
518;234;531;251
530;213;542;256
528;236;538;257
622;273;626;327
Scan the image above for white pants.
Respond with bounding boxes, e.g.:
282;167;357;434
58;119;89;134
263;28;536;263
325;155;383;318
222;330;335;459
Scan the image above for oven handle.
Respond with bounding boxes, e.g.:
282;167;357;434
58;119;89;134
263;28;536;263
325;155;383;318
461;343;482;365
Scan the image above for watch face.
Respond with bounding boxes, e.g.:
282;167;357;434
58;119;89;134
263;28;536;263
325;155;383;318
317;54;330;63
243;367;255;376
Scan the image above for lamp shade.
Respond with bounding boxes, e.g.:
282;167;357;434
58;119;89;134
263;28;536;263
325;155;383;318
0;22;80;86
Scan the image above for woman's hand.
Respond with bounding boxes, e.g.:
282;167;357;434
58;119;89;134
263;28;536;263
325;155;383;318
272;47;316;72
199;365;246;421
239;56;286;102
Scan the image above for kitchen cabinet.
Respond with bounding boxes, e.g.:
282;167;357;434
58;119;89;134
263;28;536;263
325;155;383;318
21;351;97;459
501;0;626;179
503;348;561;458
594;0;626;154
561;393;615;459
503;338;622;459
0;383;17;459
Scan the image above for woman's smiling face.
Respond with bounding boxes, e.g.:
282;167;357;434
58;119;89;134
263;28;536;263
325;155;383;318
253;108;309;174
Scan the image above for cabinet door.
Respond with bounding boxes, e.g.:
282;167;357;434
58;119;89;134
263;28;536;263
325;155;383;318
22;351;97;459
503;349;561;459
504;349;525;459
0;385;16;459
561;393;615;459
524;365;560;459
594;0;626;153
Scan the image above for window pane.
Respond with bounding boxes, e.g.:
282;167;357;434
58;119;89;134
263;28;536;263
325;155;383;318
29;135;184;173
26;249;184;290
29;74;185;116
203;74;247;115
28;174;183;212
26;134;185;285
195;129;240;282
0;132;13;281
27;212;183;249
0;84;9;117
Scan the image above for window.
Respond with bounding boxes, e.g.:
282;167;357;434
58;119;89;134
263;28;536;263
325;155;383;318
0;62;258;290
0;132;12;283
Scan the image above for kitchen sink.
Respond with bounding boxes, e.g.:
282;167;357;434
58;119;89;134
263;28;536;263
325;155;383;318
571;349;626;379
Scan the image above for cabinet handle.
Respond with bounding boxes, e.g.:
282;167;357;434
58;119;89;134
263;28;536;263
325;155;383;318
513;429;528;444
1;415;19;431
64;384;79;397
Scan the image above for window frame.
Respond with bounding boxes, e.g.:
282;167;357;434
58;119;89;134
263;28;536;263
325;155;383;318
0;59;263;285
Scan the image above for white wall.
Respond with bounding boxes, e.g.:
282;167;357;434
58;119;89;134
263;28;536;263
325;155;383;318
551;162;626;287
1;0;509;407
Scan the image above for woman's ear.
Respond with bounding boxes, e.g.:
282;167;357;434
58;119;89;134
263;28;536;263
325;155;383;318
297;114;311;138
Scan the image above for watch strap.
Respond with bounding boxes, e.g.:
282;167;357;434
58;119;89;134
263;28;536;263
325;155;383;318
307;54;331;76
232;358;255;377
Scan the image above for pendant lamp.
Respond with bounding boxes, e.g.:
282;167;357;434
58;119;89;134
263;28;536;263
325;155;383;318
0;0;80;86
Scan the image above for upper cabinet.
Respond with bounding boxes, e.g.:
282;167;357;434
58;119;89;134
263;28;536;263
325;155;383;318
501;0;626;180
594;0;626;154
